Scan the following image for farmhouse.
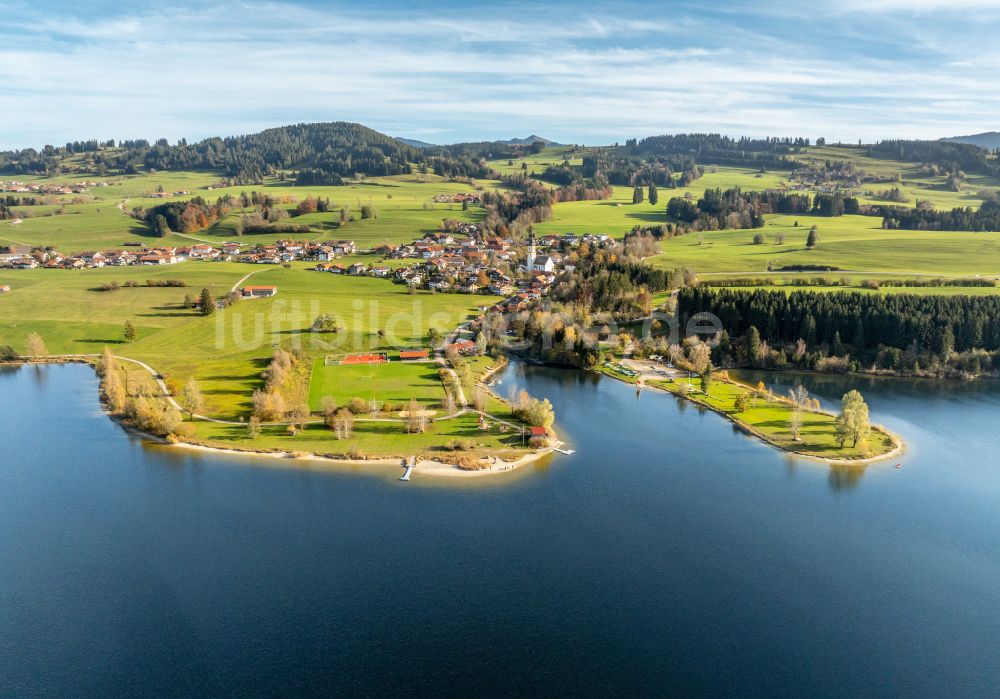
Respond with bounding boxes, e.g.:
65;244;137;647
241;285;278;298
78;251;106;267
447;339;477;355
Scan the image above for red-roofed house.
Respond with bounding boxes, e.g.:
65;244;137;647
241;285;278;298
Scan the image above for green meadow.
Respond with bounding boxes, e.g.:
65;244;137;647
190;411;528;460
530;168;787;238
1;172;496;253
307;359;447;412
652;214;1000;275
704;282;1000;296
487;145;584;176
0;262;498;418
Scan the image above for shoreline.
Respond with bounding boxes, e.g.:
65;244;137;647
163;436;558;479
6;357;557;479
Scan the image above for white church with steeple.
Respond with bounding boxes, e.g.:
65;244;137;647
523;231;554;274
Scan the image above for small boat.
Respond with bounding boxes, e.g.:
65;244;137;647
895;463;902;469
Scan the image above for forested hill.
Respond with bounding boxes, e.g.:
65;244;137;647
0;122;425;184
942;132;1000;150
147;122;421;183
868;139;1000;177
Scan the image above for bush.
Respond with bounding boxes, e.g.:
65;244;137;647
348;397;369;414
447;438;474;451
452;453;489;470
815;355;851;373
311;313;341;333
146;279;186;287
0;345;18;361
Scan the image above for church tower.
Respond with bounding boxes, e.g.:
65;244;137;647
526;231;536;272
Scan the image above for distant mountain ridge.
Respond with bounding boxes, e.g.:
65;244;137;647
394;137;437;149
941;132;1000;149
394;134;560;148
505;135;560;146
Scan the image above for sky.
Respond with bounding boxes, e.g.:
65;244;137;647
2;0;1000;149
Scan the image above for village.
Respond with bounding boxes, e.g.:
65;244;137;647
0;178;116;196
0;206;614;310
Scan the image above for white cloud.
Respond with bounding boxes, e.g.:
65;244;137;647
1;1;999;147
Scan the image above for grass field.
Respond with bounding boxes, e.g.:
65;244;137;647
1;172;497;253
652;214;1000;275
529;168;787;238
190;411;529;459
487;145;584;176
307;359;446;411
792;145;1000;210
0;261;499;417
705;282;1000;296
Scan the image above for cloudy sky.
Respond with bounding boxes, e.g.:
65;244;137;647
3;0;1000;148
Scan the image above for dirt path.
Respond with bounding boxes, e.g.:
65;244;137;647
230;268;268;293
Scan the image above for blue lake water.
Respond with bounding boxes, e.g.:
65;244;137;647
2;362;999;696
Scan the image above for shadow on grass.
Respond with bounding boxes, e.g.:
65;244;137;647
78;338;125;345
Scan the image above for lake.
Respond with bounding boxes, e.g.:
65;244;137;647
2;362;999;696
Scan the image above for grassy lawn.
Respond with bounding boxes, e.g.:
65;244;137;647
792;145;1000;210
652;214;1000;275
307;359;446;411
487;146;584;176
529;168;788;238
705;282;1000;296
190;412;530;459
0;262;500;418
1;172;498;253
648;376;896;460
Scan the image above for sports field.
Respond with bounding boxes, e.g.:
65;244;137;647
307;358;446;411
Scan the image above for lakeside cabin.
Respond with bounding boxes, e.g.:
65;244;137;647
241;285;278;298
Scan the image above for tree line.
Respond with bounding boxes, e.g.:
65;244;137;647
869;139;1000;179
678;287;1000;376
880;199;1000;232
622;133;807;171
0;122;498;184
